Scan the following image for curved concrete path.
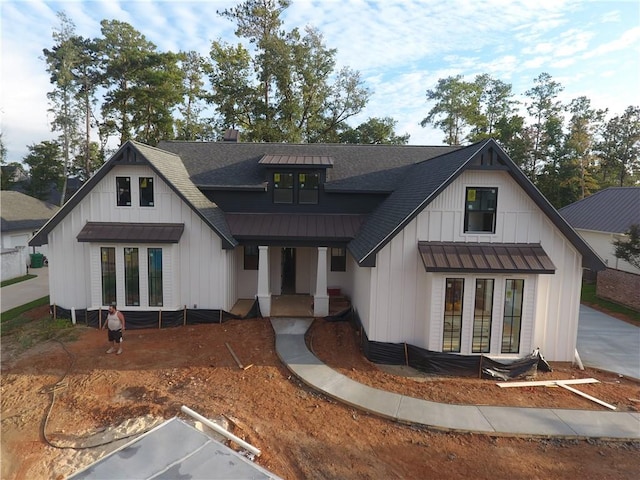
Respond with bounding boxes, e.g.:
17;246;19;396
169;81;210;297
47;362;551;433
271;318;640;441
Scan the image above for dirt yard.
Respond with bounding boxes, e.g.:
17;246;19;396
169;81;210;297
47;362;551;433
1;305;639;480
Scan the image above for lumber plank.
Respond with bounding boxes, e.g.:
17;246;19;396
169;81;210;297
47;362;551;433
496;378;600;388
557;383;617;410
225;342;244;369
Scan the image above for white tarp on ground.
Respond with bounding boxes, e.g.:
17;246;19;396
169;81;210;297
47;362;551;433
68;417;281;480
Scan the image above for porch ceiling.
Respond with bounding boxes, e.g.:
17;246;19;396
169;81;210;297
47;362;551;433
77;222;185;243
418;242;556;274
225;213;365;242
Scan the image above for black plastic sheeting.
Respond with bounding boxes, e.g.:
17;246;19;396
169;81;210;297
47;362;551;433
51;300;262;330
329;308;552;381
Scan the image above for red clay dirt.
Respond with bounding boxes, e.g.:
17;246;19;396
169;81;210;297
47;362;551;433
1;305;639;479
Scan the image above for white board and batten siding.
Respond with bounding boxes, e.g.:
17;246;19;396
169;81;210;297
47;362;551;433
364;170;584;361
47;165;231;312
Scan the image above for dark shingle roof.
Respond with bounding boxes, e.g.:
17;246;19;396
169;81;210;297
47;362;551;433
157;141;458;191
559;187;640;234
1;191;59;232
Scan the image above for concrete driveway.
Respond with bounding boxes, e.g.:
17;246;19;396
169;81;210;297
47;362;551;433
0;267;49;313
577;304;640;380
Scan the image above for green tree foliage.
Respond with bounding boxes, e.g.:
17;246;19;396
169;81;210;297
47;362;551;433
596;106;640;187
23;141;63;201
339;117;410;144
469;74;519;142
524;72;564;181
420;75;481;145
175;51;215;141
613;224;640;270
215;0;369;142
43;12;83;205
97;20;184;145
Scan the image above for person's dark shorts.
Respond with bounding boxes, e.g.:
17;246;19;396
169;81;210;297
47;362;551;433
108;329;123;343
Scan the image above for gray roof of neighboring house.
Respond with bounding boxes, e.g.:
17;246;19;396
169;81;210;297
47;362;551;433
558;187;640;234
1;191;59;232
30;141;236;248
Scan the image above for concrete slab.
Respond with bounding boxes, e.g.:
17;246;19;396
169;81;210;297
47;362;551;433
1;268;49;313
321;375;403;419
287;363;346;391
274;335;318;363
270;318;313;335
397;397;495;432
551;409;640;439
577;305;640;380
477;406;577;437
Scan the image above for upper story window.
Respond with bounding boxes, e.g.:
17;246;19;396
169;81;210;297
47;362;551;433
116;177;131;206
298;173;319;204
464;187;497;233
139;177;154;207
273;173;294;204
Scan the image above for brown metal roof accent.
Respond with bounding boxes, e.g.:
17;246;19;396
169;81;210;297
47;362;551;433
225;213;365;240
258;154;334;167
77;222;185;243
418;242;556;274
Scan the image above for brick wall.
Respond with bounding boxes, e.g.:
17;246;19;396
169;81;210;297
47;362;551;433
596;268;640;311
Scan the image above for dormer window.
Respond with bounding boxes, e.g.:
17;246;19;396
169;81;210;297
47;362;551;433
464;187;497;233
298;173;319;204
273;173;294;204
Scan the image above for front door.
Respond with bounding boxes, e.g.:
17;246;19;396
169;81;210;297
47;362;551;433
281;248;296;294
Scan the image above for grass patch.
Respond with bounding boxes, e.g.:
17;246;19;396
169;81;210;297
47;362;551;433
581;283;640;324
1;300;80;355
1;296;50;325
1;274;37;288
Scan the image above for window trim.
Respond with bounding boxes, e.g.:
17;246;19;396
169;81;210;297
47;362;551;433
273;172;294;204
148;248;163;307
472;278;494;353
100;247;116;306
124;247;140;306
442;278;464;353
501;278;524;354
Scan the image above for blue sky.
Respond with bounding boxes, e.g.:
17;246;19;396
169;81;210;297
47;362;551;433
1;0;639;162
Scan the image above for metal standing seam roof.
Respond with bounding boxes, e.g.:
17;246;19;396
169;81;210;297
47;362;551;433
418;242;556;274
558;187;640;234
77;222;185;243
258;154;335;167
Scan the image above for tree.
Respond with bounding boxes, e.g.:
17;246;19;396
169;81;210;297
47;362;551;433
420;75;481;145
175;51;215;141
23;141;63;201
43;12;83;205
97;20;183;145
468;74;518;142
339;117;409;144
524;73;564;181
613;224;640;270
596;106;640;187
214;0;369;142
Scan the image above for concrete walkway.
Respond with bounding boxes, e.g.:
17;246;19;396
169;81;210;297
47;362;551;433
577;304;640;380
271;318;640;440
1;267;49;313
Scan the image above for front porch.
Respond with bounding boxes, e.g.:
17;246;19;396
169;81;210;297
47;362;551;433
230;295;351;318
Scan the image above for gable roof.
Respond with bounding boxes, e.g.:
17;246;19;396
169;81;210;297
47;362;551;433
558;187;640;234
348;139;606;271
1;191;59;232
30;141;236;248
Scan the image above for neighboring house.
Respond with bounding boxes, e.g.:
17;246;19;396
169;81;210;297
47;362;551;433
30;137;604;361
1;191;58;280
559;187;640;310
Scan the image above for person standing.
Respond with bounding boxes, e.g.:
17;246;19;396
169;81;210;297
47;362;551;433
104;302;125;355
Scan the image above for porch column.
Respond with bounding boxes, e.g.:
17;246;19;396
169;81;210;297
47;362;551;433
314;246;329;317
257;245;271;317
